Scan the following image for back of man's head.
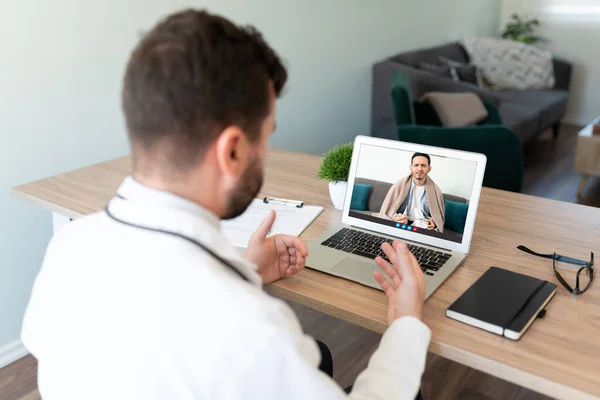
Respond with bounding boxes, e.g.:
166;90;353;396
122;9;287;175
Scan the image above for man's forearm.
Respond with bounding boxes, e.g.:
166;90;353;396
349;317;431;400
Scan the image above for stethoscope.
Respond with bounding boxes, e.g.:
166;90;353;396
104;196;250;283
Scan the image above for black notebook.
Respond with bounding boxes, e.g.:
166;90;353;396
446;267;557;340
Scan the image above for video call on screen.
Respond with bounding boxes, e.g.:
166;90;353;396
348;144;477;244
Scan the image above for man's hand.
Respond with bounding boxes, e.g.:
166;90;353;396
244;210;309;285
373;241;426;324
393;214;408;224
426;219;436;230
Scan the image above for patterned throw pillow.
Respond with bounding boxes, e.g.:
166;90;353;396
461;37;555;91
418;62;459;82
439;57;483;86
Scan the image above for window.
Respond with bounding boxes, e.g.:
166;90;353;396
519;0;600;16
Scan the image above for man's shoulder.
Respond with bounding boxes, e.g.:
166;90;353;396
392;175;411;188
48;211;110;248
426;177;442;190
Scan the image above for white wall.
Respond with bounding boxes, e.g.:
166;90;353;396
501;0;600;125
0;0;502;353
355;145;476;199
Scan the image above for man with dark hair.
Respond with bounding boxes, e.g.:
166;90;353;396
377;152;445;232
22;9;429;400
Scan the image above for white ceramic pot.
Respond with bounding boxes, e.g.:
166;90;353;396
328;181;348;210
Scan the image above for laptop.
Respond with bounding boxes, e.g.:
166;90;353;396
306;136;487;299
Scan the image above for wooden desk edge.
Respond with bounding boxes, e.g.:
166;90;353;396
430;342;596;400
12;187;599;400
11;188;85;220
268;285;596;400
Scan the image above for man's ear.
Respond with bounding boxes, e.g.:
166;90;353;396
214;126;250;179
428;166;432;173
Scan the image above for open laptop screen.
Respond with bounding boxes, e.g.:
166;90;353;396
347;143;479;244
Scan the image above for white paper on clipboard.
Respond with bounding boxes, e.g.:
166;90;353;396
221;198;324;248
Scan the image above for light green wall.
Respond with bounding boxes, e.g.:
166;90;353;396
0;0;502;351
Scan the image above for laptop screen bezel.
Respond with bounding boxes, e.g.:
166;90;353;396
342;135;487;254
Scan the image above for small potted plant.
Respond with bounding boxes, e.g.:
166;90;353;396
318;143;353;210
501;14;542;44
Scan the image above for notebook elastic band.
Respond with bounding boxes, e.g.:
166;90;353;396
501;280;548;334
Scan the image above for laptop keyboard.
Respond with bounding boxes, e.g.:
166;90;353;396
321;228;452;276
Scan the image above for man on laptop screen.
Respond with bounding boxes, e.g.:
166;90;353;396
349;143;480;244
375;152;445;232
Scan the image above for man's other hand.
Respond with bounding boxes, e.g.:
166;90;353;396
426;219;436;230
244;210;309;285
393;214;408;224
373;241;426;324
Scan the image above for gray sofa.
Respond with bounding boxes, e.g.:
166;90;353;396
371;42;573;143
353;178;467;243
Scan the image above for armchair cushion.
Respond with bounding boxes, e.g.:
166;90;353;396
414;100;502;126
421;92;489;127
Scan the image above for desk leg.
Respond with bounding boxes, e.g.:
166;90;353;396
52;213;71;234
577;175;589;201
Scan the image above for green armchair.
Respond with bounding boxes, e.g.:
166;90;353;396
390;71;524;193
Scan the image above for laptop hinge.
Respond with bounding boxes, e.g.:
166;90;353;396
349;224;453;252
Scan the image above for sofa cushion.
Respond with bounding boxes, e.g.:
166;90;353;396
444;200;469;234
391;43;469;68
498;102;541;143
496;90;569;130
350;184;372;211
353;178;392;212
421;92;489;127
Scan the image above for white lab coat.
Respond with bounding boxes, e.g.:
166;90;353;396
22;177;431;399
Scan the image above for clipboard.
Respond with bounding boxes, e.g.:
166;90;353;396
221;197;323;248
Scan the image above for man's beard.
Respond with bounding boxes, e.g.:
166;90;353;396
222;159;264;220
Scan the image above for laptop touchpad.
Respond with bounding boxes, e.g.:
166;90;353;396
331;257;381;289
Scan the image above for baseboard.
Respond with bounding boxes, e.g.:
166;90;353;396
562;114;593;127
0;340;29;369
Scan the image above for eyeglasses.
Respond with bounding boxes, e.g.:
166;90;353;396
553;251;594;295
517;245;595;295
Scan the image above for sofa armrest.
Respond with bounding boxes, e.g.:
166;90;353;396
397;125;523;192
553;57;573;91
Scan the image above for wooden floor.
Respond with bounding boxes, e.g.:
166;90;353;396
1;124;593;400
523;124;600;207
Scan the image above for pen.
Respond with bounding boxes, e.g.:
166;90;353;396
263;196;304;208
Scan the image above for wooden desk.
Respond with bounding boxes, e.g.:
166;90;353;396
12;149;600;400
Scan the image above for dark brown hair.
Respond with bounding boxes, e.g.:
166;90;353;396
122;9;287;170
411;152;431;166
